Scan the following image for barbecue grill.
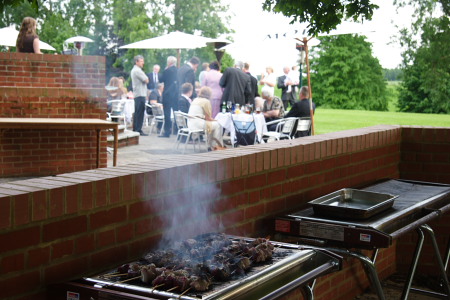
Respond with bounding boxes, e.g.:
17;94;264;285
49;235;341;300
274;179;450;300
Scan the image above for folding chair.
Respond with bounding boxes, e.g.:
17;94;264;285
262;117;298;142
146;103;164;135
231;114;257;147
173;111;207;153
295;117;312;137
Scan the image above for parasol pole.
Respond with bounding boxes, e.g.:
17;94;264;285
296;36;315;135
177;48;181;68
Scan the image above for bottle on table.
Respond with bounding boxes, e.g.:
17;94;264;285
222;102;227;113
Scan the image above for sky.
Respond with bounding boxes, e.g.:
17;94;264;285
222;0;413;75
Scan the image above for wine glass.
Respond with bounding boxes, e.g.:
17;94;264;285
227;101;232;112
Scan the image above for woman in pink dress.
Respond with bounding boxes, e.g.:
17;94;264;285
201;61;223;118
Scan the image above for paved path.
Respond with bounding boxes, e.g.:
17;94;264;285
107;126;224;167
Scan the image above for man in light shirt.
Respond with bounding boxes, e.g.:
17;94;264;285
130;55;149;136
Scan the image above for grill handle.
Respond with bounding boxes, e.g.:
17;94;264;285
390;202;450;240
258;260;340;300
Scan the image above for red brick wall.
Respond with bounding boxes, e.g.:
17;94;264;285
0;52;105;89
0;53;108;177
396;126;450;274
0;125;406;300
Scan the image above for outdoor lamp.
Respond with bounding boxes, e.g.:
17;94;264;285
63;36;94;55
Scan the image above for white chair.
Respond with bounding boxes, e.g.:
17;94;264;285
262;117;298;142
173;111;206;153
146;103;164;135
295;117;312;137
144;104;153;128
107;100;127;130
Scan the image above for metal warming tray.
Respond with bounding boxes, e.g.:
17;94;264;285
308;188;398;220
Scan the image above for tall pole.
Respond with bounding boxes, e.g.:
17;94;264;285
302;37;314;135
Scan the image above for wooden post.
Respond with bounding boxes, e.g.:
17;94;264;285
304;37;315;135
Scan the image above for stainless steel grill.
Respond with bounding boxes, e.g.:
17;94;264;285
274;179;450;300
49;236;341;300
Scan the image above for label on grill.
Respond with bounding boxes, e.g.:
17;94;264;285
67;292;80;300
360;233;371;242
299;221;344;241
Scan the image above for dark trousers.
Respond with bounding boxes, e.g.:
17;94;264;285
133;96;146;133
162;99;177;136
282;92;296;109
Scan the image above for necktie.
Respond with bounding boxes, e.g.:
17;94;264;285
154;73;157;84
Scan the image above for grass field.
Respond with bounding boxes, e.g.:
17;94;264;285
314;108;450;135
264;82;449;135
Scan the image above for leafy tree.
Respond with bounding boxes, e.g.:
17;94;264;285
1;0;231;81
0;0;38;14
311;34;387;111
383;68;403;81
396;0;450;114
262;0;378;35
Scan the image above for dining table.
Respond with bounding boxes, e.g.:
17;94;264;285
215;112;267;146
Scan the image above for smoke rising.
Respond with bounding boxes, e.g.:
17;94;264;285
157;180;224;248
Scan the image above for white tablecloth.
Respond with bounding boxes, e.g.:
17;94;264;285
215;112;267;146
123;99;135;124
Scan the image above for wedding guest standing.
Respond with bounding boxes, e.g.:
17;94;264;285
160;56;178;138
130;55;149;136
202;61;223;118
16;17;42;54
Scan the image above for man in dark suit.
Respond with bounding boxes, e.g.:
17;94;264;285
219;61;252;106
285;86;315;137
147;64;161;91
159;56;178;138
243;62;259;106
177;57;200;99
277;66;297;110
178;83;193;113
285;86;315;118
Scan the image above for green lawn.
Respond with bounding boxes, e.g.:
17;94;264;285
314;108;450;135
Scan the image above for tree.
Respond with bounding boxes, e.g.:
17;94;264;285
1;0;231;80
383;68;403;81
311;34;388;111
0;0;38;14
396;0;450;114
262;0;378;36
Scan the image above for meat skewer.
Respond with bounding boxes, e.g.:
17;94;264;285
101;273;128;278
107;234;276;293
152;283;165;290
113;275;141;285
179;287;192;298
166;286;179;292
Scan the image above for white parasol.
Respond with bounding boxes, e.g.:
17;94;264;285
0;26;56;51
120;31;215;67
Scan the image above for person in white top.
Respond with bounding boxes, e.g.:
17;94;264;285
259;66;276;95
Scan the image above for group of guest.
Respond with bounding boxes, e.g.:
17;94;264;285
108;52;314;147
123;54;225;151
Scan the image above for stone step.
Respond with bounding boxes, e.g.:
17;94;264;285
107;129;140;148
